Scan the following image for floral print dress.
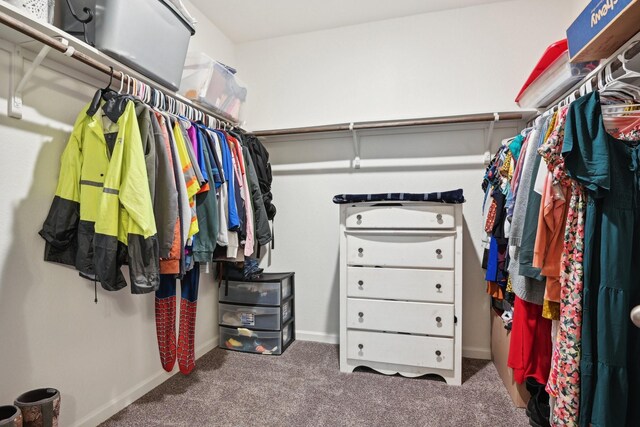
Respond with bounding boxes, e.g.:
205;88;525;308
536;106;586;426
547;183;586;426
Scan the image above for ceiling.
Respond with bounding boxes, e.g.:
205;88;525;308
190;0;512;43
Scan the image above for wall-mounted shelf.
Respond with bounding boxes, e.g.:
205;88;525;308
0;2;239;126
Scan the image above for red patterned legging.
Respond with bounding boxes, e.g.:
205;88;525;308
155;265;200;375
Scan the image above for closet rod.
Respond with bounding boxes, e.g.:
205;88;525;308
0;10;237;127
253;111;527;137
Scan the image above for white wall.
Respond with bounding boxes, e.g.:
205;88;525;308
235;0;581;359
0;2;234;426
236;0;581;130
262;123;520;358
182;0;236;66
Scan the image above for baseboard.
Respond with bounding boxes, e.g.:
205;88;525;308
462;346;491;360
295;330;339;344
73;336;218;427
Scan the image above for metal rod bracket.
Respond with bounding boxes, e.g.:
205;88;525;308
350;122;361;169
9;43;53;119
483;113;500;165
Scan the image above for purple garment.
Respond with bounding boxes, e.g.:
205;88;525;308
187;125;198;155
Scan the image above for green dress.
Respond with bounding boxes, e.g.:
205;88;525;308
563;91;640;427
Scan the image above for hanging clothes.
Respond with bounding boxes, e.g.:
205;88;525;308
534;107;571;321
509;115;552;305
192;127;219;263
39;98;159;294
41;85;276;376
155;112;186;276
547;181;586;427
562;91;640;427
149;110;179;259
508;296;553;385
243;146;273;248
155;264;200;375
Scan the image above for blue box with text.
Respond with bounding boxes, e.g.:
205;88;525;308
567;0;640;62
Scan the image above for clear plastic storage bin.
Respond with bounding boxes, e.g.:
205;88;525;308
219;273;293;306
180;52;247;122
220;322;294;355
219;302;292;331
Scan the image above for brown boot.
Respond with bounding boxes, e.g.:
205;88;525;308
14;389;60;427
0;406;22;427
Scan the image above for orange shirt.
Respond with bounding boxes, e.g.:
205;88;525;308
532;172;570;302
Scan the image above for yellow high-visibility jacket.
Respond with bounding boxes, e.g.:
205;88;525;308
40;99;159;293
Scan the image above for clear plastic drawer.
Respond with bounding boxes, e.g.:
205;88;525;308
220;322;294;355
219;273;293;306
219;302;292;331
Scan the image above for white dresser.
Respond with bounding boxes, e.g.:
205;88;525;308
339;202;463;385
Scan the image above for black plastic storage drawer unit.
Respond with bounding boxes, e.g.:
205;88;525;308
219;272;293;305
219;272;295;355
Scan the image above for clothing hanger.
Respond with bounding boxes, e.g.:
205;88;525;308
139;80;145;101
617;41;640;82
141;82;149;104
97;68;135;122
599;53;640;135
118;72;126;94
103;67;114;92
600;56;640;103
157;91;165;112
87;66;119;116
140;81;145;101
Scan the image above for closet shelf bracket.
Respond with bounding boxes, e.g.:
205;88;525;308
350;122;361;169
483;112;500;165
8;39;61;119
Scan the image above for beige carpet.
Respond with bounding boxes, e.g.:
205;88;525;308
101;341;529;426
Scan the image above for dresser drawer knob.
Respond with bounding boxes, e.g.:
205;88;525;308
436;249;442;255
436;316;442;323
436;350;442;356
358;280;364;287
358;312;364;318
435;283;442;290
436;213;443;222
358;248;364;254
358;344;364;350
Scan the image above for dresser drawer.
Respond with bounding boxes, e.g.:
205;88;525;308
346;233;455;269
347;330;454;370
347;299;454;336
346;205;455;230
347;267;454;303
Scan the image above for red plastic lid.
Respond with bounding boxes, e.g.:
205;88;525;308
515;39;568;103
